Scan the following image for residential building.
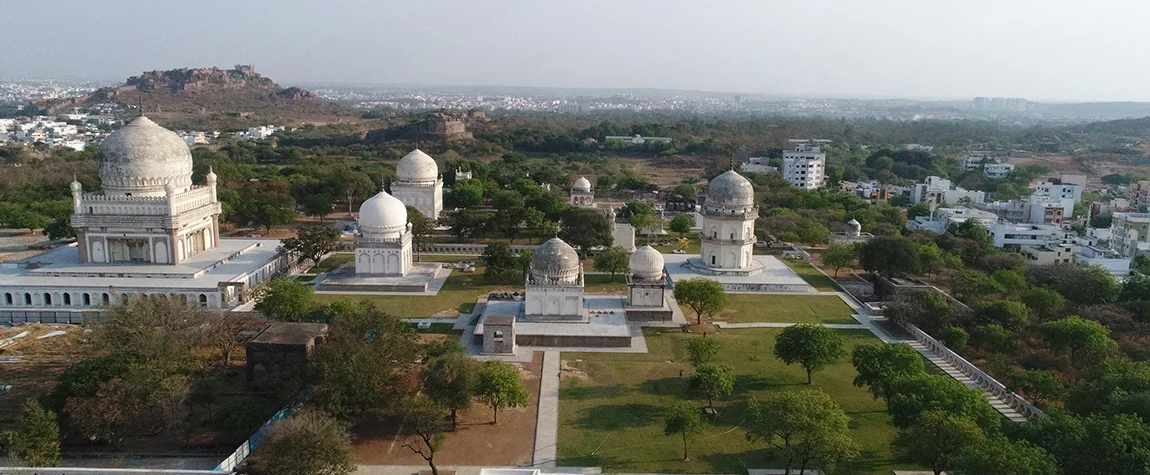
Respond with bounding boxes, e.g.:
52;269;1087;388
1077;245;1132;276
912;176;985;206
906;207;998;234
604;134;672;145
984;162;1016;179
1110;212;1150;257
1059;174;1088;188
741;157;777;174
982;194;1072;225
988;223;1066;250
781;139;829;190
1131;181;1150;208
963;152;995;171
1020;242;1077;266
1034;179;1083;203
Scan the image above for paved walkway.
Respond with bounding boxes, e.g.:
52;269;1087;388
905;339;1028;423
534;350;561;467
714;321;866;329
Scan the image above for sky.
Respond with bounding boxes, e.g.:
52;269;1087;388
2;0;1146;102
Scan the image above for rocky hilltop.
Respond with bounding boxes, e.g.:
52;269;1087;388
35;65;353;129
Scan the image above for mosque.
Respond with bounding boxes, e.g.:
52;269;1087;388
0;116;288;321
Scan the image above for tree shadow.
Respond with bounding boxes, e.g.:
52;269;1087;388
639;376;688;396
560;382;629;401
699;447;773;473
574;403;662;431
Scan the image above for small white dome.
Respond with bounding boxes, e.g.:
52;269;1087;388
706;170;755;209
396;149;439;183
98;116;194;196
629;245;664;280
359;189;407;235
572;176;592;192
531;237;581;283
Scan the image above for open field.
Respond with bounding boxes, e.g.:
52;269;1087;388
782;259;840;292
700;294;856;325
557;327;917;473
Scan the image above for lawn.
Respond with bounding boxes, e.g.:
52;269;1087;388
310;252;355;274
651;234;700;254
585;274;629;293
696;294;856;325
315;265;519;318
782;259;840;292
558;327;918;473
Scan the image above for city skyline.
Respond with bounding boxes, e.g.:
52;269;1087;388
3;0;1148;102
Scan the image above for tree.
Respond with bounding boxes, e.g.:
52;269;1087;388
774;324;847;384
594;246;630;282
310;301;419;421
851;343;926;401
895;410;985;475
673;278;727;325
821;243;857;277
475;361;529;424
559;208;613;258
280;224;341;269
407;206;435;262
3;400;60;467
237;182;297;232
629;212;656;244
887;374;1000;430
8;209;50;234
1121;272;1150;302
1021;286;1065;320
1040;316;1116;365
450;179;485;208
1011;411;1150;474
1027;263;1119;306
689;364;735;411
663;402;705;462
421;353;479;431
937;326;969;350
492;190;529;244
401;394;448;475
302;193;335;222
259;409;354;475
331;167;376;216
669;213;694;238
255;277;316;322
482;242;516;278
63;378;143;449
686;336;722;367
976;300;1030;331
92;295;212;375
858;236;921;277
517;248;534;276
448;209;491;239
43;217;75;241
205;312;266;369
744;389;860;475
1008;370;1066;408
957;437;1059;475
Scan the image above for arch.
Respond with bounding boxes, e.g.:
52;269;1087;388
730;232;735;240
372;253;385;274
102;293;110;305
83;293;91;306
154;241;170;264
710;255;716;265
4;293;10;305
64;293;72;305
91;240;106;263
198;294;208;307
120;293;129;304
24;293;31;305
493;330;505;341
386;253;400;273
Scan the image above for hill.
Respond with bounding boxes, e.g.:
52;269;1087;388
34;65;358;129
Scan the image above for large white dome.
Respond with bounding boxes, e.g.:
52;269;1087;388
629;245;664;280
98;116;194;196
572;176;592;192
706;170;755;208
396;149;439;183
530;237;581;283
359;190;407;235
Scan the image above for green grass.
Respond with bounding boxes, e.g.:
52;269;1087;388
310;253;355;274
651;235;700;254
558;327;918;473
314;265;521;318
585;274;629;293
408;322;464;335
782;259;840;292
690;294;856;325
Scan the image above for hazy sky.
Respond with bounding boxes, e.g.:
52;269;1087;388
2;0;1146;102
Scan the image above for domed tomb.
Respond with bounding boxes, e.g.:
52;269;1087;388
572;176;592;192
98;116;194;196
530;237;581;284
629;245;665;280
358;190;408;237
396;149;439;184
705;170;755;209
570;176;594;207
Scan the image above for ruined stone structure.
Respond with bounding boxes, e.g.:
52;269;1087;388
245;322;328;389
425;112;472;140
481;315;517;354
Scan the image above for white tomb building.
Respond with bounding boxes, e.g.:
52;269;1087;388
567;176;636;251
696;170;758;272
524;237;584;319
354;189;413;276
570;176;594;207
0;116;288;319
626;245;666;307
391;149;443;220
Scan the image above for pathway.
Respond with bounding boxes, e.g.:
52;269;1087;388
714;322;866;329
534;350;561;467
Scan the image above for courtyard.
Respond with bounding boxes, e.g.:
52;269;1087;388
706;294;857;324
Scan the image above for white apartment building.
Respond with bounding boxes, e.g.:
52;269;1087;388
984;162;1016;179
1110;212;1150;257
1033;180;1083;203
912;176;985;206
963;152;995;171
983;194;1072;226
988;222;1066;249
906;207;998;234
782;139;829;190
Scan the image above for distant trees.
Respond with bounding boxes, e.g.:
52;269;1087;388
280;224;341;269
669;213;695;238
593;246;630;282
482;242;516;278
858;236;920;278
673;278;727;325
773;324;847;384
1040;316;1116;365
663;402;705;462
559;208;613;258
255;277;316;322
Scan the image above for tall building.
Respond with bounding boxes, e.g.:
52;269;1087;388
391;149;443;220
354;190;413;276
782;139;828;189
699;170;757;270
